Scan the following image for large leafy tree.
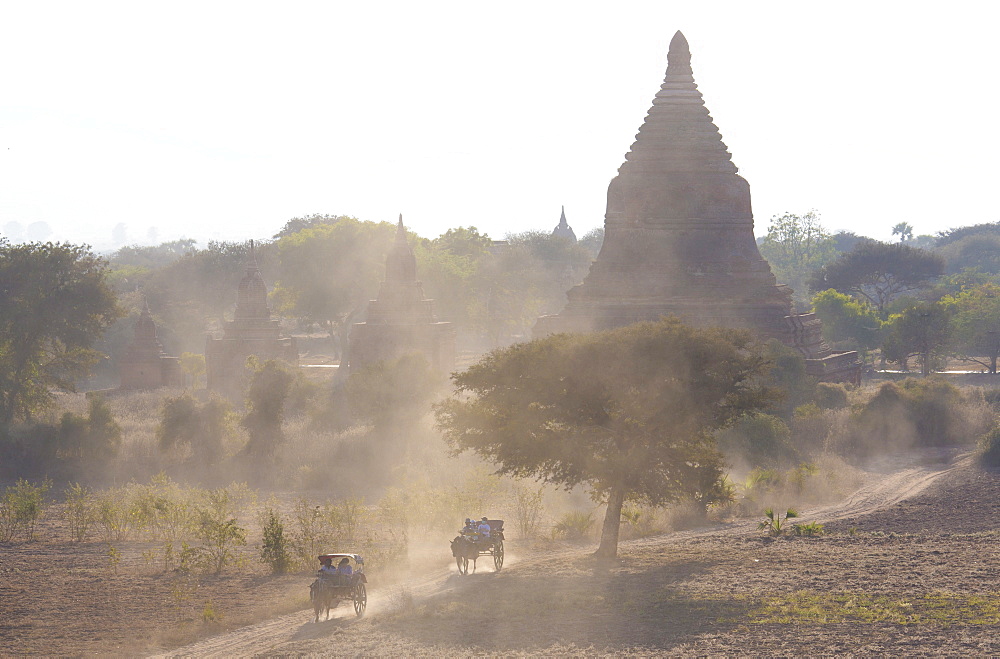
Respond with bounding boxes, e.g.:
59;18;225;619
0;240;121;426
757;211;838;308
881;301;954;376
271;217;396;359
435;317;775;558
808;241;944;317
945;282;1000;373
810;289;882;353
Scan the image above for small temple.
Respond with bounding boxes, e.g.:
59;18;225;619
535;31;860;383
552;206;577;241
205;242;298;393
348;215;456;374
119;301;185;389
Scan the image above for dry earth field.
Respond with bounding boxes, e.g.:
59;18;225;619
5;451;1000;656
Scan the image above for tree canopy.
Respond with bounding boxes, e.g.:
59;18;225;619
435;317;775;558
0;241;121;426
808;241;944;317
757;211;838;308
944;282;1000;373
271;217;396;357
881;301;954;375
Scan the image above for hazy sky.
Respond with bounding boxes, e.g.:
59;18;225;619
2;1;999;251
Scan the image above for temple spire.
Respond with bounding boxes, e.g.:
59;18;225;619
552;205;577;241
395;213;407;243
619;28;737;176
386;213;417;282
666;31;692;76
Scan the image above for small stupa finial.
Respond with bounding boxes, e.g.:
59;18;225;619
666;30;692;76
395;214;407;243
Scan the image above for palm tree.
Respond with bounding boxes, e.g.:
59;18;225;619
892;222;914;242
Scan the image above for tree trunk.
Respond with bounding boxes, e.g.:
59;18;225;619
594;484;625;559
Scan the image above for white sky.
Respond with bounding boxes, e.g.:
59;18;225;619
2;1;1000;252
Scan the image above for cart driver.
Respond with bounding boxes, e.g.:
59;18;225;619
462;518;477;535
477;517;491;538
319;557;338;578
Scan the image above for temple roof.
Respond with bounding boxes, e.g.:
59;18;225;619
552;206;577;241
620;29;738;175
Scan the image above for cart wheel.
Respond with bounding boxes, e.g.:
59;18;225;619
456;555;469;575
494;539;504;571
353;583;367;617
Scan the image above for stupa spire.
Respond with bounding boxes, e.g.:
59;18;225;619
552;205;577;241
666;31;692;75
621;29;736;176
386;213;417;282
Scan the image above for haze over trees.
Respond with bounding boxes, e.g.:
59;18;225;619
435;317;775;558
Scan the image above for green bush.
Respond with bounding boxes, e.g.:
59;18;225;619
0;478;52;542
978;427;1000;468
56;396;122;459
833;378;992;461
194;486;251;574
64;483;96;542
758;507;798;536
260;509;292;575
717;413;797;467
158;393;233;464
814;382;849;410
552;510;594;540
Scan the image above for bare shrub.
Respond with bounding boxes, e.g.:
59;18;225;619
512;482;545;539
0;479;52;542
193;485;253;574
95;487;141;543
64;482;96;542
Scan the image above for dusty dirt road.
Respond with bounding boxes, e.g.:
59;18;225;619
150;452;995;657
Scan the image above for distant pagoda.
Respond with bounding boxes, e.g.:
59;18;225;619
535;31;859;383
119;301;184;389
348;215;456;373
205;241;298;393
552;206;577;241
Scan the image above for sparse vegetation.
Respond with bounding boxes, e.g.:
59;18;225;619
0;478;52;542
552;510;595;541
758;507;799;536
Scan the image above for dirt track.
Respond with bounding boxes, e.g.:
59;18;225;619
148;451;1000;657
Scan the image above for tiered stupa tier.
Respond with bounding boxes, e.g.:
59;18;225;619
205;241;298;393
535;31;859;383
348;215;456;373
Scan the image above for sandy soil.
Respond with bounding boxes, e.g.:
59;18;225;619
5;450;1000;656
139;450;1000;657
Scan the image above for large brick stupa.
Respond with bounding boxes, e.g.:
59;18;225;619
535;31;859;383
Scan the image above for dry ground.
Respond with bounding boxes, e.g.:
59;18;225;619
5;451;1000;656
